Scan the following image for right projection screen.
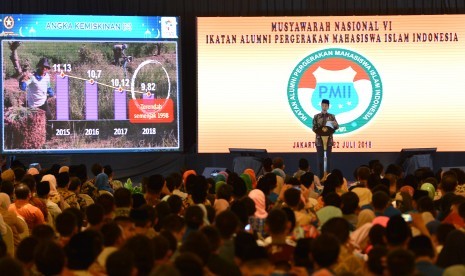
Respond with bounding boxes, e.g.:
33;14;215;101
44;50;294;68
197;15;461;153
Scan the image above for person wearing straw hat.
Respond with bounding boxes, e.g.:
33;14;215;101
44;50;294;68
19;57;54;120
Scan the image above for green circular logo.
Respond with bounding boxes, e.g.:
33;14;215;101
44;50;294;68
287;48;382;134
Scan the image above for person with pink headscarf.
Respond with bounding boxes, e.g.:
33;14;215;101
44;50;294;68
248;189;268;238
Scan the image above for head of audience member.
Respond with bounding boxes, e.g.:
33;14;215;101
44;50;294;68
321;217;350;245
256;172;277;196
161;214;186;242
55;212;78;241
234;231;269;266
184;205;204;231
96;193;116;218
167;194;183;215
299;172;314;189
31;224;56;243
101;222;124;249
408;235;436;262
191;175;208;204
103;165;113;179
114;188;132;208
91;163;103;177
174;252;203;276
369;224;387;248
386;248;416;276
16;237;39;269
265;208;290;238
356;166;371;186
366;245;388;275
106;249;137;276
36;181;50;199
272;157;285;170
227;173;247;200
65;230;103;271
63;208;84;233
215;210;239;240
86;203;105;229
131;193;146;209
311;233;340;271
320;174;340;198
284;187;301;210
152;235;172;265
386;215;411;249
154;201;171;231
14;184;31;201
450;168;465;185
372;191;390;213
34;241;66;276
120;235;155;276
0;180;14;200
262;157;273;173
341;191;359;215
323;192;341;208
56;172;70;189
114;216;136;241
248;189;267;219
1;169;15;182
441;170;459;194
180;231;211;265
165;172;183;192
436;229;465;268
68;177;81;193
144;174;165;197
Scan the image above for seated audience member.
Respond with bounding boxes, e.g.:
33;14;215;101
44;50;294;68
64;230;103;275
234;231;272;274
386;248;416;276
56;172;79;209
264;208;295;272
316;192;343;227
283;187;318;239
152;234;172;266
341;191;359;230
120;235;155;276
366;245;388;275
96;222;124;272
36;181;62;225
106;249;138;276
96;193;116;221
161;214;185;244
81;163;102;200
311;233;341;276
436;230;465;269
114;216;136;241
408;235;444;276
21;175;48;223
68;176;93;210
248;189;268;238
16;237;39;275
114;188;132;217
30;224;56;243
167;194;184;216
0;193;25;247
34;240;66;276
95;172;114;194
321;217;365;276
9;184;45;231
174;252;204;276
86;203;105;231
215;210;240;264
144;174;169;207
179;231;211;269
55;212;78;247
129;207;154;238
41;174;62;208
200;225;242;276
385;215;411;249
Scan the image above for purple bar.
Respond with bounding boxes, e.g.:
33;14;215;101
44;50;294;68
114;90;127;120
56;76;69;120
142;93;154;99
85;81;98;120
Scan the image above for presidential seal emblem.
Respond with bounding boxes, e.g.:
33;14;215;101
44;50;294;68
287;48;382;134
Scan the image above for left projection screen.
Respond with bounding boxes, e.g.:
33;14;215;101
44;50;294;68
1;14;182;154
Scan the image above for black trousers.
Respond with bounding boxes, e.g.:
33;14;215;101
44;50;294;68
316;145;332;178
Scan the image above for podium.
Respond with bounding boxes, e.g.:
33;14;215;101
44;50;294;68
315;126;335;175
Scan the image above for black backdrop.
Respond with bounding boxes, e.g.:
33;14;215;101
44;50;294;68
2;0;465;181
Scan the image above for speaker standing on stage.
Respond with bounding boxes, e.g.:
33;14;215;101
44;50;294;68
313;99;339;178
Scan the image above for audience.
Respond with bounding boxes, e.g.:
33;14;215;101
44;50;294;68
0;160;464;275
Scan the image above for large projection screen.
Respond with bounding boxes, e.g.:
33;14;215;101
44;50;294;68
197;15;462;153
1;14;181;154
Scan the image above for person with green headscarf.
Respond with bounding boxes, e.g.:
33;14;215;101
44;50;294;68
240;174;253;192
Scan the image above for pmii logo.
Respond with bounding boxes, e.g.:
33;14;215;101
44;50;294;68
287;48;382;134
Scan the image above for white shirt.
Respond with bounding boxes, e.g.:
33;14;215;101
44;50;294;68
25;73;50;107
